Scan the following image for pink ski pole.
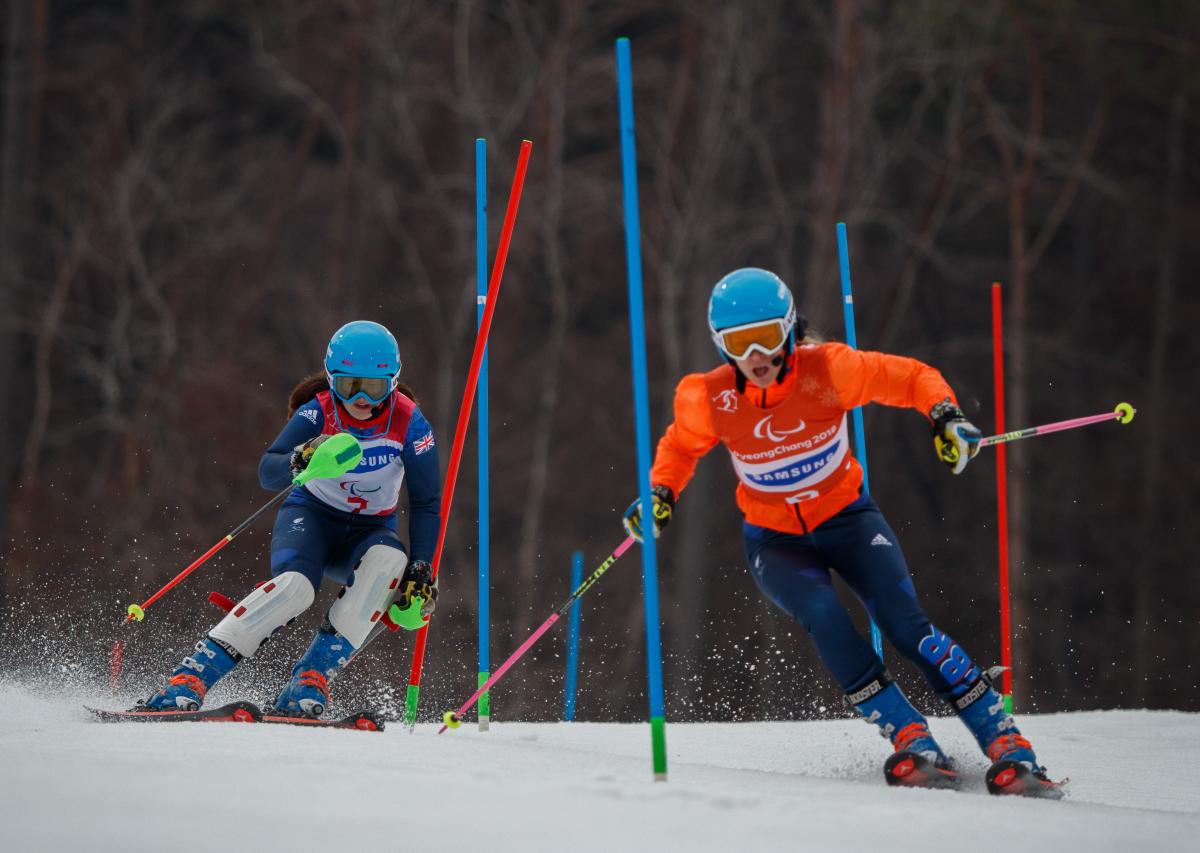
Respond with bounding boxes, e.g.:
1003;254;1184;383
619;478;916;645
978;403;1135;448
439;537;636;733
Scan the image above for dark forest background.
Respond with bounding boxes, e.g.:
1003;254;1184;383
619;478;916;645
0;0;1197;723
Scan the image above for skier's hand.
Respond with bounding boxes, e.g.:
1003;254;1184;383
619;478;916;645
289;434;331;475
399;559;438;618
931;399;981;475
622;485;675;543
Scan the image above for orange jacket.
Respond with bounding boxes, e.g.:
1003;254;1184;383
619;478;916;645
650;342;958;534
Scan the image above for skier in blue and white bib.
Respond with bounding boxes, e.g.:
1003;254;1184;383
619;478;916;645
142;321;441;718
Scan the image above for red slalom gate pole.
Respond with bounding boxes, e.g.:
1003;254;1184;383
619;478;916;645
402;139;533;728
992;283;1014;713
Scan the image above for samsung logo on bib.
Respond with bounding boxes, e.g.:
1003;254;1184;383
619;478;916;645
358;448;401;471
753;415;806;442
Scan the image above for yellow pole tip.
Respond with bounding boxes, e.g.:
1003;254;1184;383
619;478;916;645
443;711;461;729
1115;402;1136;424
127;604;145;622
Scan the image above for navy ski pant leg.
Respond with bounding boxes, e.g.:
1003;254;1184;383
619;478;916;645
269;502;338;591
746;495;983;699
745;522;884;693
809;496;984;700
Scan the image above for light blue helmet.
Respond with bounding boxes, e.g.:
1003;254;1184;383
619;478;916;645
707;268;804;359
324;321;401;405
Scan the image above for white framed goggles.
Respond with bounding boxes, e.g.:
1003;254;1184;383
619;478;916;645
711;310;795;360
329;373;394;406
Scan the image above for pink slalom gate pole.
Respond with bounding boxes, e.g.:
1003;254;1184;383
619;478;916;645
978;403;1136;448
439;537;636;734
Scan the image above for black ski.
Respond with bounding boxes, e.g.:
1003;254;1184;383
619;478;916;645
259;709;385;731
85;701;262;723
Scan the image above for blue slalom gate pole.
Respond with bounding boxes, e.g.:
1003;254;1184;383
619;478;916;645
563;550;584;721
476;138;492;730
615;37;667;781
836;222;883;659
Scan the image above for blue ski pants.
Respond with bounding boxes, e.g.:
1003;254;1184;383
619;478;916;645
744;493;979;700
269;496;406;592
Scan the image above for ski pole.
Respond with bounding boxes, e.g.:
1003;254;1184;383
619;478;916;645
439;536;635;734
978;403;1135;448
121;433;363;624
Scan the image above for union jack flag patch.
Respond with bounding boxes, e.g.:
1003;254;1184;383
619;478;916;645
413;432;435;454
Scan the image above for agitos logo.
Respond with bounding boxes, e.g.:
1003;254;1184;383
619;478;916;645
753;415;806;442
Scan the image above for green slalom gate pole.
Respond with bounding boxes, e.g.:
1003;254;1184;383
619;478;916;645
616;36;667;781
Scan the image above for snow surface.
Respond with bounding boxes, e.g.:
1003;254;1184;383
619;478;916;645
1;681;1197;853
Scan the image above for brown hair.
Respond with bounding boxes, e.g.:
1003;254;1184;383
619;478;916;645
287;370;417;418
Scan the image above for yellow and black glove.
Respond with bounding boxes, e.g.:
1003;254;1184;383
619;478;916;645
622;485;675;543
289;434;331;475
398;559;438;618
931;399;982;475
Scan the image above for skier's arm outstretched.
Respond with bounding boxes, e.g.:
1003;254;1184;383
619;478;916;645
825;343;983;474
623;374;719;542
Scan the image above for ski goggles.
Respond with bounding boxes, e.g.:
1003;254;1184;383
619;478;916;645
711;317;791;360
329;374;393;405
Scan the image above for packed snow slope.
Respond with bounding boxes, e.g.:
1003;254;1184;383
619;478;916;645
0;682;1196;853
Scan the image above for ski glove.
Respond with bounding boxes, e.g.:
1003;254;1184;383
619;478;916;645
622;485;675;543
289;434;331;475
398;559;438;618
931;398;982;475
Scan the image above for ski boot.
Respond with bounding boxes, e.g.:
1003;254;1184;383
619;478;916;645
850;674;959;790
953;676;1064;799
141;637;239;712
271;624;356;718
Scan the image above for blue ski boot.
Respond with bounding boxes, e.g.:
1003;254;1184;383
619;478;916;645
952;674;1061;796
271;625;356;718
141;637;239;712
952;674;1040;765
850;674;958;789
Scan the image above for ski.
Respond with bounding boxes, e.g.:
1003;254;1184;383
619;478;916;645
259;709;385;732
85;701;384;731
985;759;1068;799
883;751;960;790
85;701;262;724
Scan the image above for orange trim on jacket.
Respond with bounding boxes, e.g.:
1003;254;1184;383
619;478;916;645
650;342;957;534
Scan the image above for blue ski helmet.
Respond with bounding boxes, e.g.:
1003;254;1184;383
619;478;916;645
324;321;401;405
707;268;805;359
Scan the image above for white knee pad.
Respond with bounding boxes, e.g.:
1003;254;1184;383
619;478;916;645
209;571;315;659
328;545;409;648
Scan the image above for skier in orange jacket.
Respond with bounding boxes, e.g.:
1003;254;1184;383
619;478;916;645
623;268;1060;797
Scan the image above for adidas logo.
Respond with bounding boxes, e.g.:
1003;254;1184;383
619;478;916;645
870;533;893;547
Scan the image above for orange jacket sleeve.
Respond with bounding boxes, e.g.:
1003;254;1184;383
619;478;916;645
825;342;957;419
650;373;720;497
